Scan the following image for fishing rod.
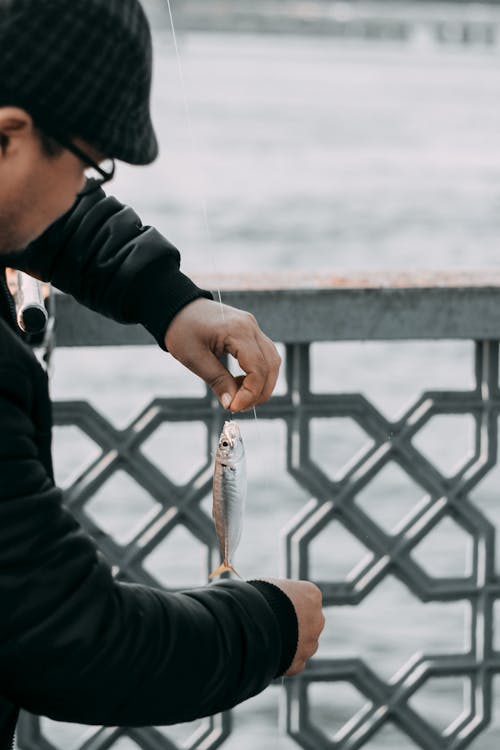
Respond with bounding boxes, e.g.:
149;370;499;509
15;271;48;335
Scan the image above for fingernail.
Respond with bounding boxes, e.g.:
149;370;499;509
221;393;232;410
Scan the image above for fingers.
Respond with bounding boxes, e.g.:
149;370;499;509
165;299;281;412
193;352;240;410
229;372;265;413
224;322;281;412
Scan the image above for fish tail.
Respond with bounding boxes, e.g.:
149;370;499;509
209;561;241;580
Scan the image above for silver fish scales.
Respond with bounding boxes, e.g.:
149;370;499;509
209;420;246;579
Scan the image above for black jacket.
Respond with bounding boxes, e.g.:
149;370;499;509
0;189;297;750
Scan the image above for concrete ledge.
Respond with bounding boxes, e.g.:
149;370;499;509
53;270;500;346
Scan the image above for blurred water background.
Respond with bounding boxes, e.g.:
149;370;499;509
45;2;500;748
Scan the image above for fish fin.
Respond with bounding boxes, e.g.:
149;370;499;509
209;561;241;580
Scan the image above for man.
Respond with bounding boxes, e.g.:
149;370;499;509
0;1;324;748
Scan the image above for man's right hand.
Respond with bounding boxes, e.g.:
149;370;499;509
263;578;325;676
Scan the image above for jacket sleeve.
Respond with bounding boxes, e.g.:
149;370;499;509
8;187;213;348
0;354;297;726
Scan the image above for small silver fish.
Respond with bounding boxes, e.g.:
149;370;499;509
209;420;246;579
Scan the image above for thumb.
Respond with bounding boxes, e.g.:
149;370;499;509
195;352;239;410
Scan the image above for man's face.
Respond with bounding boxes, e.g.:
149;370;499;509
0;107;94;254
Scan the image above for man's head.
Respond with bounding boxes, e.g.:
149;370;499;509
0;106;106;253
0;0;158;253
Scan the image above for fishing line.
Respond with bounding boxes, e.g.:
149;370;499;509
165;1;263;430
164;0;225;319
162;11;288;742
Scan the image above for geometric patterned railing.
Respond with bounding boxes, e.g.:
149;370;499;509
284;340;500;750
17;273;500;750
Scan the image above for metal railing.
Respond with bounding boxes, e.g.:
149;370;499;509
18;272;500;750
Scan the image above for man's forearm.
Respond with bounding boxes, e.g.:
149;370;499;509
7;187;212;347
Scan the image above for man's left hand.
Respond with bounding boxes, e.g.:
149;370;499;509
164;298;281;412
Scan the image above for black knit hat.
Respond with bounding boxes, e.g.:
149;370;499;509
0;0;158;165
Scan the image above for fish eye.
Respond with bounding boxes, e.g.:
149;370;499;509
221;440;229;448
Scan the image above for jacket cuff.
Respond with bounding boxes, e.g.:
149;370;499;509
127;259;213;350
247;580;298;677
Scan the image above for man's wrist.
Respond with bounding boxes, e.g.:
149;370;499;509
128;262;213;350
247;579;299;677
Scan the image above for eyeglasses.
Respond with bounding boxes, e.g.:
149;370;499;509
45;131;116;196
61;140;116;196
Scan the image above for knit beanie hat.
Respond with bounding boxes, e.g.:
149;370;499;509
0;0;159;164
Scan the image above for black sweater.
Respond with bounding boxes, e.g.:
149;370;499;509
0;189;298;749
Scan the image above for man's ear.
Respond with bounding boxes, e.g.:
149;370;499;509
0;107;34;155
